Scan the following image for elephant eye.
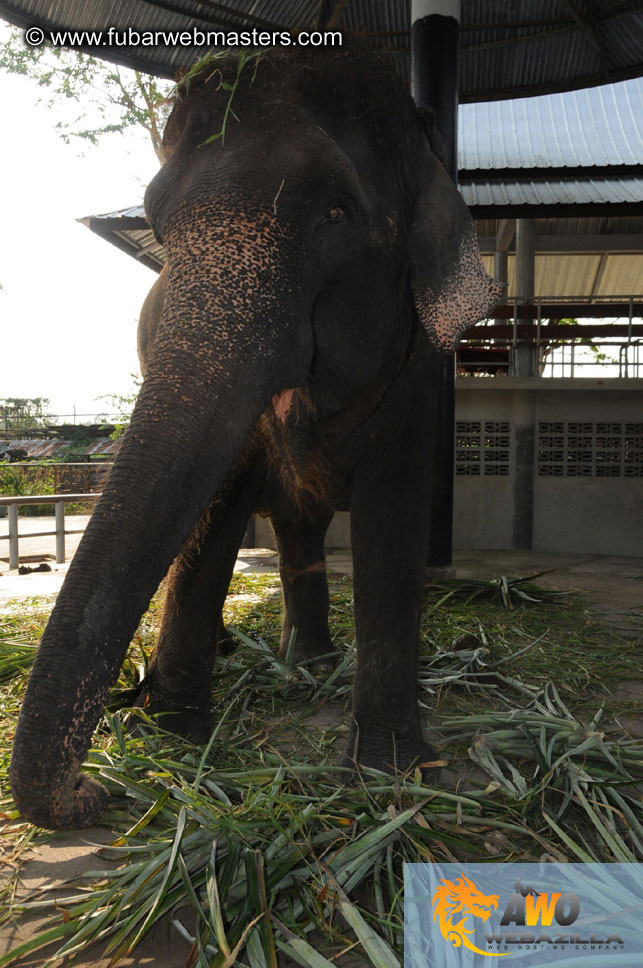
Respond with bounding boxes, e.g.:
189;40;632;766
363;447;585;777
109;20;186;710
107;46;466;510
325;206;345;222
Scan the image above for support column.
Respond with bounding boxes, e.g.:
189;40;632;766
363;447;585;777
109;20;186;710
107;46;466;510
493;218;515;327
515;218;536;377
494;250;508;292
513;219;536;549
411;0;460;573
55;500;66;563
9;503;19;570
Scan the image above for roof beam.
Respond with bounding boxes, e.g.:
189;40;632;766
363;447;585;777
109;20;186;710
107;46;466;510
590;251;609;298
477;234;643;254
459;164;643;182
145;0;285;32
315;0;346;29
562;0;616;80
470;203;643;219
495;219;516;251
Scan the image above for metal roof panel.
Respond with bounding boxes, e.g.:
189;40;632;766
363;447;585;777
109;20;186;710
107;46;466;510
460;177;643;207
1;0;643;99
459;78;643;169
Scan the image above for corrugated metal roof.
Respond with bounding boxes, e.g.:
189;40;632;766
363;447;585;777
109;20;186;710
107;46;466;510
476;215;643;240
459;78;643;169
1;0;643;100
489;252;643;300
461;177;643;207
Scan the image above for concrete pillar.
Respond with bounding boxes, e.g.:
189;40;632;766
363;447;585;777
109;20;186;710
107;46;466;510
411;0;460;573
55;499;66;563
493;250;508;330
514;218;536;376
512;220;536;548
8;503;18;570
512;393;535;551
494;250;508;289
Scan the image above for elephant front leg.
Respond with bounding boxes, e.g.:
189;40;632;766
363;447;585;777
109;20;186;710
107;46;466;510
270;502;336;666
346;420;437;777
138;464;264;740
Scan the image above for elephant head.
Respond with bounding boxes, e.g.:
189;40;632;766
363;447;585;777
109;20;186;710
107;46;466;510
10;46;499;829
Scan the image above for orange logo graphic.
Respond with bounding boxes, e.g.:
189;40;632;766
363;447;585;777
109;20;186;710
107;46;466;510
432;874;508;958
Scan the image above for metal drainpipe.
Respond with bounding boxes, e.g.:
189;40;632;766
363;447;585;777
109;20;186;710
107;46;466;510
411;0;460;574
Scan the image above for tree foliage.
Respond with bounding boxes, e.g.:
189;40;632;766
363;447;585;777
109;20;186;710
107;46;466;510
0;397;51;434
95;374;141;439
0;24;173;163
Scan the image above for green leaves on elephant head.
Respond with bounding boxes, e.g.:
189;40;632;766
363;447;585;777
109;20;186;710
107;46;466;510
171;48;263;150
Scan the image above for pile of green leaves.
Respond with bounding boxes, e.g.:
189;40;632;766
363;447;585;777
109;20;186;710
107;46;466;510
0;575;641;967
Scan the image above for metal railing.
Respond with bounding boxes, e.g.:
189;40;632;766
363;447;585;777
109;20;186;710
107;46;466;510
458;294;643;378
0;493;99;570
0;410;128;433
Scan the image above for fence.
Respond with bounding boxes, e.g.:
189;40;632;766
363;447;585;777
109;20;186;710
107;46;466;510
0;462;111;504
458;295;643;378
0;494;100;570
0;410;128;433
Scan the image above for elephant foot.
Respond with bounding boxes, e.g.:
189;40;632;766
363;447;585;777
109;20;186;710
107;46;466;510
12;773;109;831
340;720;441;784
134;680;212;743
216;622;238;656
279;626;338;669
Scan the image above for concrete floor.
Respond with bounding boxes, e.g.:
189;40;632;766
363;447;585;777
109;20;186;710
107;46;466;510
1;517;642;966
2;514;643;617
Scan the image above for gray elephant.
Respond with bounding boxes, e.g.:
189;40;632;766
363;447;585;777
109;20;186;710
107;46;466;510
10;45;499;829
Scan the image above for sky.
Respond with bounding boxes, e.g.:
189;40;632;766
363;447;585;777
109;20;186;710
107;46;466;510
0;23;165;419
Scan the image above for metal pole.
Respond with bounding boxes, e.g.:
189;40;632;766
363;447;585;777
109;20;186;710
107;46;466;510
8;503;19;570
536;298;542;375
511;297;518;376
411;0;460;573
55;499;66;563
515;219;536;376
494;250;508;332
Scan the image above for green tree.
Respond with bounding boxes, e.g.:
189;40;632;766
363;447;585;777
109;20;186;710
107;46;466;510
0;397;51;434
0;23;173;162
95;375;141;440
556;317;609;364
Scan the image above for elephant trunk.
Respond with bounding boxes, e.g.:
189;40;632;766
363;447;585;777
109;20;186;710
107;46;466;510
10;206;308;828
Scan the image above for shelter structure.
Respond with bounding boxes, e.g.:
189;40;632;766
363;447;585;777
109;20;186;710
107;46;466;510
3;0;643;558
80;72;643;557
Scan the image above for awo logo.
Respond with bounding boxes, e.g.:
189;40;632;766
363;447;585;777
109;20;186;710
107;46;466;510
432;874;505;957
432;875;625;956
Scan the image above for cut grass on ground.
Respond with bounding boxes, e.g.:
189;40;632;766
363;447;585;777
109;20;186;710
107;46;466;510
0;574;641;967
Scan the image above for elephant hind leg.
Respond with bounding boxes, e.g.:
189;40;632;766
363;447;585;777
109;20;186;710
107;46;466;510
137;463;264;740
271;501;336;667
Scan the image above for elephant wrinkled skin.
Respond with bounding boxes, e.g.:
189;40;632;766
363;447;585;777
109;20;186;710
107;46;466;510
10;46;500;829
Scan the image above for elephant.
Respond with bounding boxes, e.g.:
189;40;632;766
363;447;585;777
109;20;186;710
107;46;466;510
10;45;500;829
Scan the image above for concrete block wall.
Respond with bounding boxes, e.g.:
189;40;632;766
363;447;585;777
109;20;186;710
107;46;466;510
252;378;643;557
454;377;643;556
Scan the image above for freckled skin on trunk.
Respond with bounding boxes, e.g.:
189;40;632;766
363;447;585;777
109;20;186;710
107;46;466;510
10;45;500;829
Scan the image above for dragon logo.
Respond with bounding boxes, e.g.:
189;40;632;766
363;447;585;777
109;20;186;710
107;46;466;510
432;874;507;958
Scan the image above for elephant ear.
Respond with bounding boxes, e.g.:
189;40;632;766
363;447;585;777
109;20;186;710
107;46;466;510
410;120;501;353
